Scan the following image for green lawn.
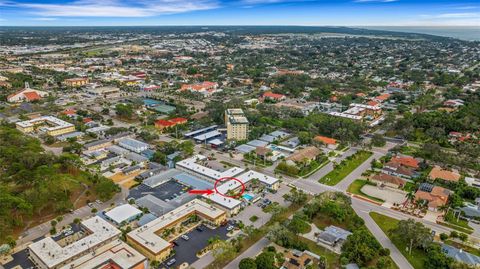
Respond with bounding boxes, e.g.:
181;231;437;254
438;222;474;234
443;211;474;230
369;212;427;269
347;179;385;203
297;236;341;269
319;151;373;186
300;160;329;178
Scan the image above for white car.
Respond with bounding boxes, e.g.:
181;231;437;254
181;234;189;240
166;258;176;266
227;225;234;231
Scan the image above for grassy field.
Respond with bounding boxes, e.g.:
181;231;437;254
319;151;373;186
347;179;385;203
370;212;427;269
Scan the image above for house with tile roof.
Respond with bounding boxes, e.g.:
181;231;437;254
371;173;406;188
415;184;451;212
429;166;461;183
7;83;48;103
262;91;286;102
314;135;338;149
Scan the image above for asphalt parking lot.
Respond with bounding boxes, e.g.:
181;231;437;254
160;224;230;268
3;248;35;269
128;180;191;202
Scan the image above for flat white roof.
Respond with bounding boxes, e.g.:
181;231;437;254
176;154;245;181
237;170;280;186
328;112;363;120
16;116;74;131
127;199;225;254
105;204;142;224
204;193;242;209
59;240;145;269
28;216;121;268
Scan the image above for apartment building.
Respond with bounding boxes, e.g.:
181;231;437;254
225;108;249;140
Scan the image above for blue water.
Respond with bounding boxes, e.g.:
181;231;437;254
363;26;480;41
143;99;162;106
243;193;254;201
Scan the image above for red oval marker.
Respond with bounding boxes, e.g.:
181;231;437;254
214;177;245;198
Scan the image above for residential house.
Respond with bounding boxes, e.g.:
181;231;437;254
382;161;416;179
414;183;451;212
429;166;461;183
371;173;406;188
442;244;480;266
154;117;188;133
317;226;351;247
262;91;286;102
314;135;338;150
390;156;420;169
281;249;321;269
286;146;322;164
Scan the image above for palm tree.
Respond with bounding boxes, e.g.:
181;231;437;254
405;191;415;205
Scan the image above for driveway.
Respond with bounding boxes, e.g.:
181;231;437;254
361;185;407;204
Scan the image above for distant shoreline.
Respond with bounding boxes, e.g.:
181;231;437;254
0;25;478;42
361;26;480;41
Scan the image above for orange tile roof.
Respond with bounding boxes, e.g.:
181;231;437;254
367;100;379;106
23;91;40;101
429;166;461;182
155;119;176;127
372;173;406;187
375;93;391;101
314;135;337;145
391;156;419;169
263;91;285;99
169;117;187;124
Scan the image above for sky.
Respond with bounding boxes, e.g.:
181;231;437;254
0;0;479;26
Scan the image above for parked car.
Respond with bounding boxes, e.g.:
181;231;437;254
88;202;94;207
227;225;234;231
181;234;189;240
196;226;204;232
166;258;176;266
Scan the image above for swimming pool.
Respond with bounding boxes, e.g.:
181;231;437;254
243;193;254;201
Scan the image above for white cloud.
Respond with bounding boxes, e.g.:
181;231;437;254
18;0;219;17
31;17;58;21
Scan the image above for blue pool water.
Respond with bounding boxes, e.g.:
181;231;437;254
243;193;254;201
143;99;162;106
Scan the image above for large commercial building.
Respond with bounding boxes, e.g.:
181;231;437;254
59;240;148;269
87;86;120;98
176;155;280;216
28;216;135;269
127;199;226;262
175;154;245;183
16;116;76;136
225;109;249;140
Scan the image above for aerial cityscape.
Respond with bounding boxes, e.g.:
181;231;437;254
0;1;479;269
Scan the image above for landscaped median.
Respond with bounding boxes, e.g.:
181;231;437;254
319;150;373;186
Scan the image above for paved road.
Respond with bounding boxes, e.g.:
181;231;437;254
303;148;357;181
334;151;382;191
224;237;270;269
190;253;215;269
355;207;414;269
